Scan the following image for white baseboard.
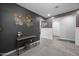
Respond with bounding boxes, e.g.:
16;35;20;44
40;37;53;40
60;37;75;42
2;50;16;56
2;40;40;56
2;46;24;56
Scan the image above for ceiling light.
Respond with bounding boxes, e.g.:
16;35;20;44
55;6;59;8
47;14;51;16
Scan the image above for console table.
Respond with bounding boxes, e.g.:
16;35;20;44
16;35;37;55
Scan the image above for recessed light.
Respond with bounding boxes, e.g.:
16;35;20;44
55;6;59;8
76;10;79;14
47;14;51;16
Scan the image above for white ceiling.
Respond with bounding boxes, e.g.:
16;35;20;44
18;3;79;18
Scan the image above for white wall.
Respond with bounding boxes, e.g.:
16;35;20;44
40;18;53;40
53;13;76;41
39;11;79;45
40;28;53;40
60;14;76;41
53;20;60;36
75;27;79;45
40;12;76;41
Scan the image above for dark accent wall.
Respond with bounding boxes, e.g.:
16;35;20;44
76;14;79;27
0;3;40;53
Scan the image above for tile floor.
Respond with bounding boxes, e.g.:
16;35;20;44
19;38;79;56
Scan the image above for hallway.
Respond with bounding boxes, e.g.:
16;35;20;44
19;38;79;56
0;3;79;56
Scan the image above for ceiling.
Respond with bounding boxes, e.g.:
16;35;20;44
18;3;79;18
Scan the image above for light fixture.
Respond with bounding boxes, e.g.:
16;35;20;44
47;14;51;17
55;6;59;8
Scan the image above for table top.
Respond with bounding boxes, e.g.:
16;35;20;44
17;35;37;41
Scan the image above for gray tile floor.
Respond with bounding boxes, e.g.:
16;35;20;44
20;38;79;56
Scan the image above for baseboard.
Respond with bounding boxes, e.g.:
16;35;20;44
1;40;40;56
40;37;52;40
53;35;60;37
2;46;24;56
59;38;75;43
